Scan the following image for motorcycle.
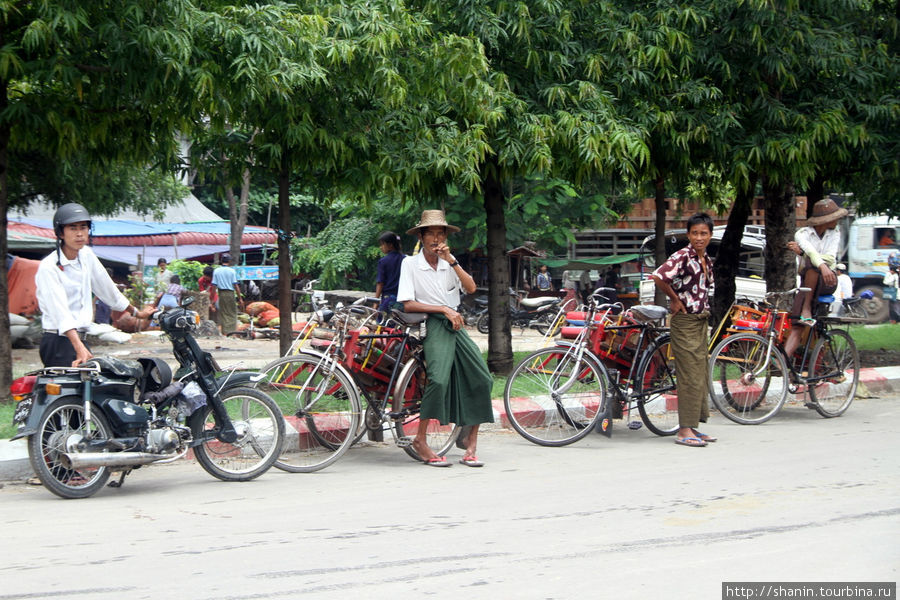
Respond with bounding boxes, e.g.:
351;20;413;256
459;295;488;327
476;289;561;335
9;299;285;499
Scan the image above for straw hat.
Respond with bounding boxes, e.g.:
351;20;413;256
406;210;460;235
806;199;848;226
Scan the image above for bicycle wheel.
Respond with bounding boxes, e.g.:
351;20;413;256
504;347;608;447
534;311;564;337
190;387;285;481
708;333;788;425
635;335;680;436
392;357;460;461
809;329;859;417
844;302;868;321
254;354;361;473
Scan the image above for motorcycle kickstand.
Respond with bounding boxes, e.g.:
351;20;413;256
107;468;133;488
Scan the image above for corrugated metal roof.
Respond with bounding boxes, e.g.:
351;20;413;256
8;220;277;246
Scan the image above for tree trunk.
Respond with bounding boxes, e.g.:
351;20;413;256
711;182;755;327
653;175;668;306
805;174;825;213
226;167;251;263
483;160;512;374
762;176;797;296
277;154;293;356
0;77;10;400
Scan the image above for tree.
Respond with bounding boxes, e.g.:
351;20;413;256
705;0;899;301
0;0;211;398
401;0;649;373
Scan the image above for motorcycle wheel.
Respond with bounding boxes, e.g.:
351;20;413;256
190;386;285;482
28;397;112;499
476;313;490;334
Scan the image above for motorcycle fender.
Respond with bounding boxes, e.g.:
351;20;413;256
10;390;82;441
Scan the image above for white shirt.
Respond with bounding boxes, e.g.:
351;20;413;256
36;245;130;334
396;252;462;308
795;226;840;269
884;271;899;289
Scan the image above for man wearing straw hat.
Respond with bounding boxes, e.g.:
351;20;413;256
397;210;494;467
784;198;848;358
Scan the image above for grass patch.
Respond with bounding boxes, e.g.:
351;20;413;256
0;403;19;439
847;323;898;352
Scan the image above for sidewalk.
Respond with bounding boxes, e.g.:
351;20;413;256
3;365;898;483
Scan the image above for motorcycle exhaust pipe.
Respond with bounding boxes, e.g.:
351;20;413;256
60;451;170;470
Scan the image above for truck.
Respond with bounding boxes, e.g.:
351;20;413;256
637;214;898;322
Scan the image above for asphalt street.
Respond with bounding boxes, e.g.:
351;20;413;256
1;393;897;600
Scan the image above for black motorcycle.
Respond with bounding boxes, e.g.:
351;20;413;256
9;299;285;499
476;289;561;335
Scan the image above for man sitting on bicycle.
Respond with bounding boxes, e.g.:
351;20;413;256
784;198;847;358
396;210;494;467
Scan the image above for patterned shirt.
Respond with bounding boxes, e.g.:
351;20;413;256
652;245;714;314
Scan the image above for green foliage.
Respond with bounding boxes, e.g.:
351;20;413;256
292;216;382;289
167;260;205;291
124;272;152;308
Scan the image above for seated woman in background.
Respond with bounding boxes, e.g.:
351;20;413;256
155;274;186;310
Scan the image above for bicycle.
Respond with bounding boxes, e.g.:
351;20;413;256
707;289;860;424
252;305;459;471
502;288;678;447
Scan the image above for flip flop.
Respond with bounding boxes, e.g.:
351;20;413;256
458;455;484;467
692;429;718;443
423;456;452;467
674;436;707;448
795;317;816;327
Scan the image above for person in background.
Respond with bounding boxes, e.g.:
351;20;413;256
652;212;717;448
535;264;553;293
210;254;242;335
36;203;153;367
784;198;847;358
155;274;186;310
397;210;494;467
375;231;405;314
830;264;853;317
580;269;593;304
155;257;172;292
198;265;218;322
884;266;899;324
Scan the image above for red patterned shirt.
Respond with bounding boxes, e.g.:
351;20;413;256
652;246;714;314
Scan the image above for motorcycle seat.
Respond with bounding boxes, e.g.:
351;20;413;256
87;357;144;380
519;296;558;308
628;305;668;323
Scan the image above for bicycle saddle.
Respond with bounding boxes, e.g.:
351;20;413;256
629;305;668;322
391;310;427;326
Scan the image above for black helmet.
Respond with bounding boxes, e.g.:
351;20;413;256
53;203;92;238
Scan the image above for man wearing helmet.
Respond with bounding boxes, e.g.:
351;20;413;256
35;203;153;367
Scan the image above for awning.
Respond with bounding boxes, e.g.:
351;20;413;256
90;244;263;266
539;254;641;269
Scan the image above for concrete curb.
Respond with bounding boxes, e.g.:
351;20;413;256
3;366;898;483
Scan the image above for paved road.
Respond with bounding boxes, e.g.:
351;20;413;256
1;394;897;599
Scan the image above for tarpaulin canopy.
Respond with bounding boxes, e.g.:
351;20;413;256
539;254;641;269
8;230;55;250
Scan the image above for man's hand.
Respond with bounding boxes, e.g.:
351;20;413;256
820;264;837;288
435;243;454;265
444;306;464;330
786;241;803;256
669;298;687;315
72;343;93;367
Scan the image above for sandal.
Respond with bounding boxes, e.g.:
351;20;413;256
691;429;717;443
795;317;816;327
458;455;484;467
674;436;707;448
423;456;452;467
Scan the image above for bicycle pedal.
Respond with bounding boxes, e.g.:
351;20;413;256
396;436;413;448
627;421;643;430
